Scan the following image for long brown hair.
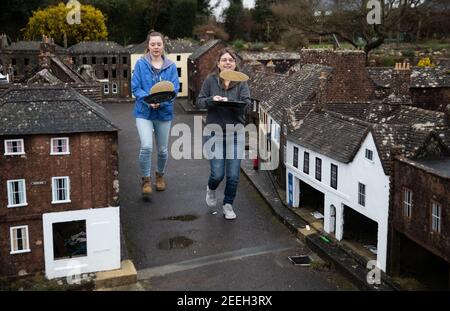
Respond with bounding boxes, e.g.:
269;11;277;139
144;30;165;55
211;48;240;75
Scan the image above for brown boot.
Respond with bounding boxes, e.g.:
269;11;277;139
141;177;152;197
155;172;166;191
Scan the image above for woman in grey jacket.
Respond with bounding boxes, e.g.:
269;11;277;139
197;49;251;220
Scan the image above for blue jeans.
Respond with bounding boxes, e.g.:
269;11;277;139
206;133;244;205
136;118;171;177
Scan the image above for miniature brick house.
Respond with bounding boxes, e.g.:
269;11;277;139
188;39;225;107
0;38;68;83
390;127;450;289
68;41;131;100
0;85;121;279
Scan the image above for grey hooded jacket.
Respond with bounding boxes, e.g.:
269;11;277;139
197;73;251;131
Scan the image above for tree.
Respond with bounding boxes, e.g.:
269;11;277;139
252;0;281;42
0;0;56;40
168;0;198;38
23;3;108;46
223;0;245;40
193;16;230;41
271;0;431;57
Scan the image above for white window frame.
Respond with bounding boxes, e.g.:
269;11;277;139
7;179;28;208
10;225;31;254
50;137;70;155
358;182;366;207
112;83;118;94
4;139;25;155
365;148;374;162
51;176;71;204
403;188;412;218
431;201;441;233
103;83;109;94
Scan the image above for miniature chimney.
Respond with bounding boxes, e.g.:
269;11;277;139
39;35;56;69
205;30;216;42
0;34;8;50
265;60;276;73
391;62;411;98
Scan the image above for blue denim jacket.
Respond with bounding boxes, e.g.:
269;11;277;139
131;55;179;121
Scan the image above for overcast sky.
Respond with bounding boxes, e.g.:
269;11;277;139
212;0;256;17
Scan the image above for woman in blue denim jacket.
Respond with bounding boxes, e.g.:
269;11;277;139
131;31;179;198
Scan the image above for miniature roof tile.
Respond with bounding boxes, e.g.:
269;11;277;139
188;39;223;60
264;64;332;123
4;41;66;52
0;85;118;135
69;41;129;54
288;110;370;163
239;51;300;61
367;66;450;88
289;101;447;175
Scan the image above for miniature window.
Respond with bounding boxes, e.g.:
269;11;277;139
4;139;25;155
315;158;322;181
403;188;413;218
104;70;108;78
91;57;96;64
10;226;30;254
103;83;109;94
431;201;441;233
7;179;27;208
52;177;71;204
358;183;366;207
24;58;29;66
303;152;310;174
112;69;117;78
82;57;87;65
103;57;108;64
123;69;128;78
293;146;299;168
12;58;16;65
51;137;70;155
365;149;374;161
112;83;118;94
331;164;338;190
122;57;127;64
179;83;183;93
177;67;182;78
52;220;87;260
112;57;116;64
177;55;181;61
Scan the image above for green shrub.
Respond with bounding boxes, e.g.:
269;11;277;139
232;39;245;51
281;31;309;51
381;57;398;67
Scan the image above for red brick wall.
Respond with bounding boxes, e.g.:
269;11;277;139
299;49;374;102
189;42;226;104
411;88;450;112
0;218;44;276
392;159;450;262
0;132;119;276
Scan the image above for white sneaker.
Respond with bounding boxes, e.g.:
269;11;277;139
222;204;237;220
205;186;217;207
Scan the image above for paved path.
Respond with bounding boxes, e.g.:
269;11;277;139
105;100;351;291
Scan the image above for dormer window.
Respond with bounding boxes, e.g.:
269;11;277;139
51;138;70;155
4;139;25;155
